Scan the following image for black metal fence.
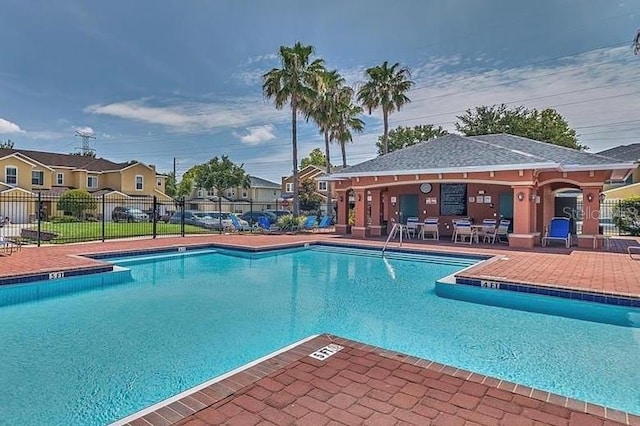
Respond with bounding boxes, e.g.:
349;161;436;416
575;198;638;236
0;193;319;245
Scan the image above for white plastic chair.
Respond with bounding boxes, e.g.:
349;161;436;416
405;217;419;239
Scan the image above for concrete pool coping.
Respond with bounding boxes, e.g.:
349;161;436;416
114;334;638;426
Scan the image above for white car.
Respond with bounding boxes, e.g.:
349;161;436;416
198;212;249;231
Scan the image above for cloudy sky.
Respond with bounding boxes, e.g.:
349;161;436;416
1;0;639;183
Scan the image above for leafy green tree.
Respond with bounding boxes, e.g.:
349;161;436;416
263;42;325;216
165;172;177;197
377;125;448;155
192;156;250;225
298;178;323;212
301;148;330;169
176;176;193;198
57;189;97;219
357;61;414;155
0;139;14;149
455;104;586;150
612;196;640;236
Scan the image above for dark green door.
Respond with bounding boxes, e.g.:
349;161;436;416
399;194;419;224
499;193;513;231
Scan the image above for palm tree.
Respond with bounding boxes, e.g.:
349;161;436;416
357;61;414;155
305;68;348;212
262;42;325;216
331;99;365;167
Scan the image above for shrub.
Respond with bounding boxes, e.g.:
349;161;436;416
50;215;80;223
612;196;640;236
57;189;97;219
278;215;302;231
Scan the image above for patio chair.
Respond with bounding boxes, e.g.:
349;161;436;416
315;216;334;232
302;215;318;231
453;220;477;244
420;217;439;240
495;219;510;243
0;235;16;255
229;214;245;232
542;217;571;248
478;219;497;243
405;217;419;238
257;216;274;233
628;245;640;259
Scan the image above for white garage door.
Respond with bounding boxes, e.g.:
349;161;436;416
0;200;29;224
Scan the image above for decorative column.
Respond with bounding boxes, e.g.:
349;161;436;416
369;189;383;237
540;185;555;234
577;186;602;248
509;185;538;248
351;188;368;239
334;190;349;235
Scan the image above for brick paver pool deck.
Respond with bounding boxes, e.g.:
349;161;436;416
1;233;639;425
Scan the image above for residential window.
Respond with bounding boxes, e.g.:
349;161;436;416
197;189;204;198
87;176;98;188
318;181;328;191
285;183;293;193
56;173;64;185
32;170;44;186
5;167;17;185
227;190;234;198
135;175;143;191
156;178;162;186
242;190;248;198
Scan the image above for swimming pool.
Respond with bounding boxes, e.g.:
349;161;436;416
0;246;638;425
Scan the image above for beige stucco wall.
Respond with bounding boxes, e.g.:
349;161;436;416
120;164;157;195
0;157;53;190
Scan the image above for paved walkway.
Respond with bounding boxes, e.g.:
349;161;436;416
122;335;636;426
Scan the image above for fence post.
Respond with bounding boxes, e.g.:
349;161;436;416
152;195;157;239
37;192;41;247
180;197;185;237
249;199;254;233
101;194;106;242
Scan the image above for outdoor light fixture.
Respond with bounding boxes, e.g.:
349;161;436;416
339;195;344;202
586;193;594;202
599;193;606;202
357;194;362;201
517;191;525;201
530;193;537;202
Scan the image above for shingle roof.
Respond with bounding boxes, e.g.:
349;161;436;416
0;148;129;171
332;133;630;176
249;176;280;188
597;143;640;162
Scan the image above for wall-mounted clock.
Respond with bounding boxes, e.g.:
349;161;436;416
420;183;432;194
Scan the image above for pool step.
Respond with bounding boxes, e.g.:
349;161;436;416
310;246;478;267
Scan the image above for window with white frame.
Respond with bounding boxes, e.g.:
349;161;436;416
56;173;64;185
285;183;293;193
197;189;204;198
242;190;248;198
156;178;162;186
317;181;328;191
32;170;44;186
87;176;98;188
5;166;17;185
135;175;143;191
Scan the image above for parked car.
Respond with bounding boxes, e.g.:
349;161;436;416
265;210;292;220
112;207;149;222
240;211;278;225
198;212;250;231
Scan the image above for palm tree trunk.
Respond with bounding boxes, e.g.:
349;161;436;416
324;130;332;216
291;98;299;216
382;108;389;155
341;141;347;168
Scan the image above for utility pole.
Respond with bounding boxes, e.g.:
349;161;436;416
74;130;96;156
173;157;177;178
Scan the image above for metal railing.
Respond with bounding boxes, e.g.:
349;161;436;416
0;192;323;245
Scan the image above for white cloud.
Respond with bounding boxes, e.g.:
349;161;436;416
248;53;278;64
234;124;276;145
74;126;95;136
85;99;286;133
0;118;24;134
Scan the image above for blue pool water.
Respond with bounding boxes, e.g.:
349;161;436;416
0;246;638;425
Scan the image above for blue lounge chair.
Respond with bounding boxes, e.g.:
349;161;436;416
229;214;245;232
257;216;274;233
542;217;571;248
302;215;318;230
315;216;333;232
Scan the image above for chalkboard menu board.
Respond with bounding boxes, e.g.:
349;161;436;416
440;183;467;216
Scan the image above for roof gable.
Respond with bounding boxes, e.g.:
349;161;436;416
332;133;632;177
0;148;129;172
597;143;640;162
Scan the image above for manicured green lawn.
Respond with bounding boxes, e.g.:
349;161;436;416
29;222;211;243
